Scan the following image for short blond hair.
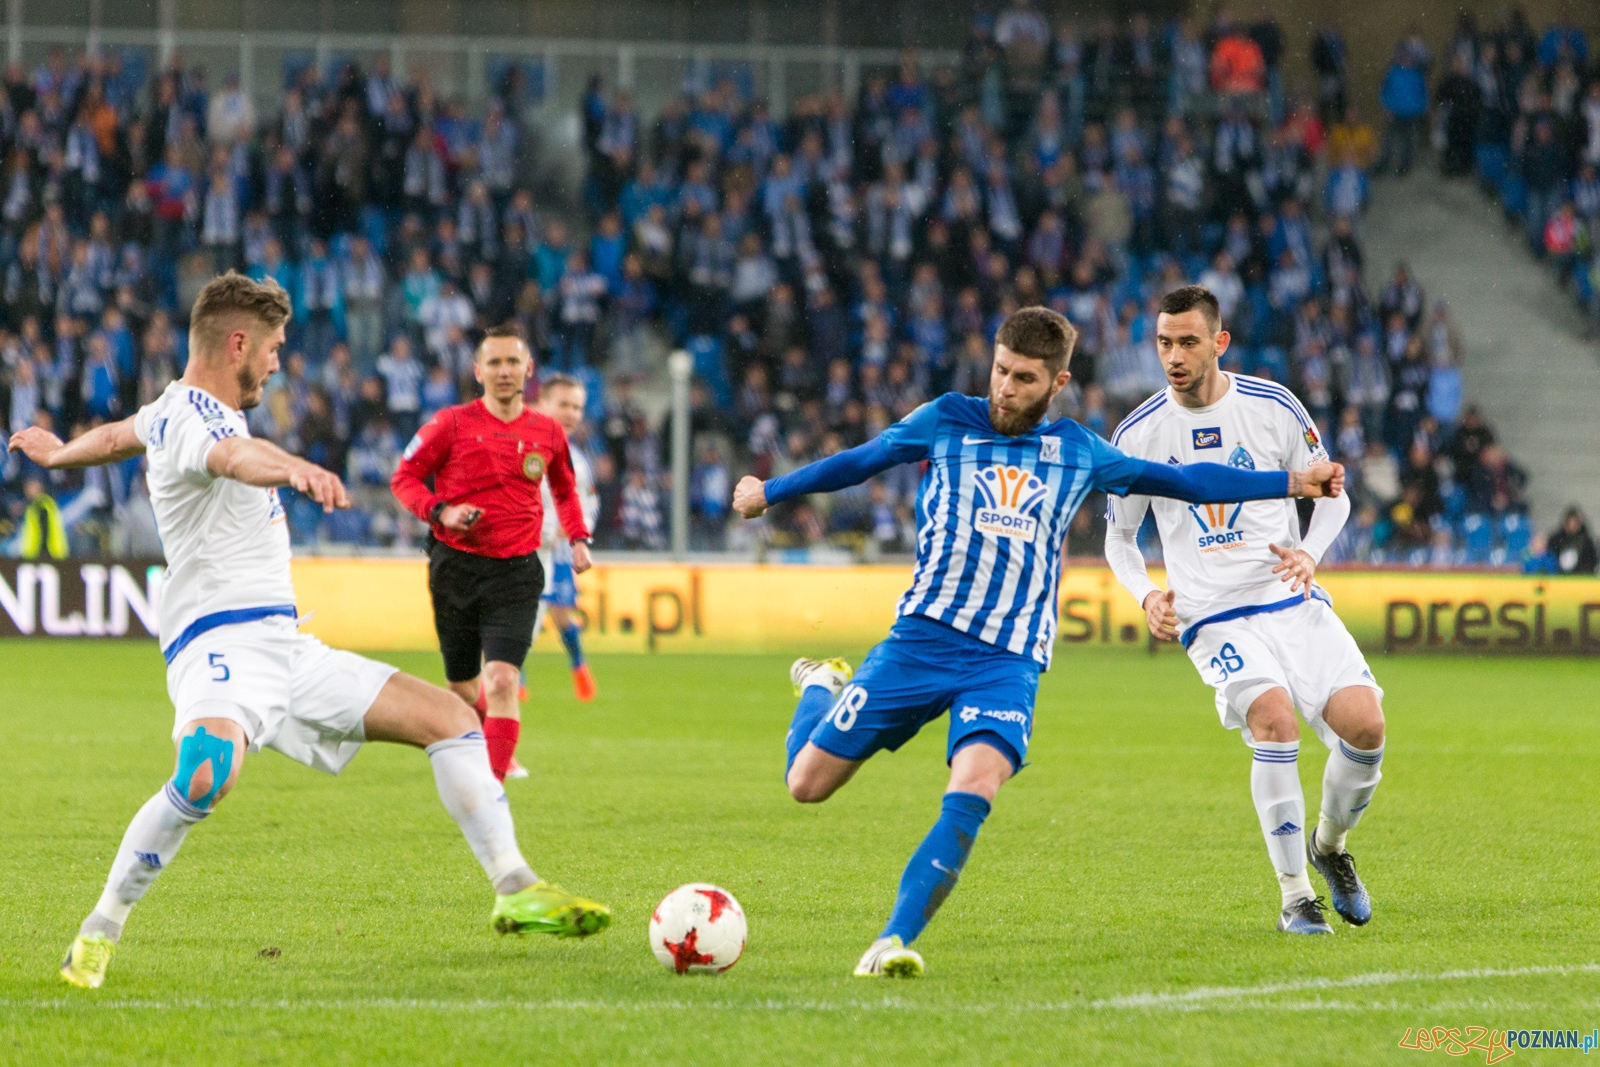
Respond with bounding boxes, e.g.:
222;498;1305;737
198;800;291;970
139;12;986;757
190;272;292;356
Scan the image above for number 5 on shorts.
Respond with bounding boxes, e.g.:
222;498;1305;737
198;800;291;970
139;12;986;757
208;652;230;682
825;685;867;732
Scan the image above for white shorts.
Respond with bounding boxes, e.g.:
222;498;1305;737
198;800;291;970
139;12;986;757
166;616;398;775
1184;597;1382;750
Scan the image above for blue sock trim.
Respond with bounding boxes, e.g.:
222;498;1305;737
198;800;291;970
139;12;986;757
560;625;585;668
880;791;992;945
1253;740;1300;763
1338;740;1385;765
785;686;835;773
162;781;210;821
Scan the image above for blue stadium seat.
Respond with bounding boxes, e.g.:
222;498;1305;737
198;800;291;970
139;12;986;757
1251;347;1289;382
1461;513;1493;564
1497;512;1532;558
281;489;324;546
685;334;732;410
324;509;371;545
1476;143;1509;190
1500;173;1528;216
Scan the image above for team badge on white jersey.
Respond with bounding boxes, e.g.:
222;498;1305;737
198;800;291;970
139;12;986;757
974;465;1050;541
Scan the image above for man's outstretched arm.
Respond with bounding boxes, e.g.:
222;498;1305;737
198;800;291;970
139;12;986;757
8;419;144;469
732;437;904;519
207;436;350;512
733;402;940;519
1124;459;1345;503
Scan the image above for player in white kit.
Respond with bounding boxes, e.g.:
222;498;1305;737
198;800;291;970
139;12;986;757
533;375;600;702
1104;286;1387;936
9;274;610;990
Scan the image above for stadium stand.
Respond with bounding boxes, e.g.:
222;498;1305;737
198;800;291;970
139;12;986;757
0;9;1569;570
1441;9;1600;334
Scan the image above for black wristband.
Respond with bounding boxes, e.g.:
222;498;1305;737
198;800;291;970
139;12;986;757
429;501;447;524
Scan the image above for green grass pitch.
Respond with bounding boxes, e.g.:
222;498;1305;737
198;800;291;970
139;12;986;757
3;639;1599;1065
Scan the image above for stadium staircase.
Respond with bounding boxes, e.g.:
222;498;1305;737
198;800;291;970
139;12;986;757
1360;170;1600;530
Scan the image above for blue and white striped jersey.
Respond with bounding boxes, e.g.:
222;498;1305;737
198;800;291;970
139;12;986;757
877;393;1145;666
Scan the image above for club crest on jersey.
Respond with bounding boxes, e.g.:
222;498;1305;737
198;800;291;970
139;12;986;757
1192;427;1222;449
1189;501;1247;552
974;465;1049;541
1228;444;1255;470
1039;435;1061;463
522;453;546;481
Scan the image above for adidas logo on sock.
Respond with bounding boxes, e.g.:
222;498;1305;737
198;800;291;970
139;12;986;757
1269;821;1301;836
135;851;163;869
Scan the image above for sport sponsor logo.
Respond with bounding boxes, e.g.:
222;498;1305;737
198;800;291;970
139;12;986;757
973;465;1049;541
958;705;1028;726
1189;502;1248;553
1192;427;1222;449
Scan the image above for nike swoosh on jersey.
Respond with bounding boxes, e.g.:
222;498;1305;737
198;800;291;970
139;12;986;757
963;435;998;445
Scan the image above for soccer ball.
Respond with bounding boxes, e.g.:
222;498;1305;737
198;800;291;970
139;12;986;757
649;883;746;974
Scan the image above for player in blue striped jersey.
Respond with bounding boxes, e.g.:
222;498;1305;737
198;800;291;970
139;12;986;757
731;308;1347;977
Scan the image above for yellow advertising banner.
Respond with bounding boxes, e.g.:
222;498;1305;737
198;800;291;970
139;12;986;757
289;559;1600;656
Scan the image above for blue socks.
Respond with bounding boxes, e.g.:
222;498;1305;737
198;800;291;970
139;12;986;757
785;686;835;772
560;625;585;669
882;791;992;945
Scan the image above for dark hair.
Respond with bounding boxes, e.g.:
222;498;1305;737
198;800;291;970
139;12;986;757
1158;285;1222;332
483;321;526;341
190;271;292;354
995;306;1077;374
476;321;530;360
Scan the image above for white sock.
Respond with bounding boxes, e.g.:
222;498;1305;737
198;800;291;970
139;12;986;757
427;734;538;895
83;786;207;941
1317;740;1385;854
1251;741;1311;906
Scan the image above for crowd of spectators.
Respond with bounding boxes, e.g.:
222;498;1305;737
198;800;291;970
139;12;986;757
0;4;1586;572
1426;8;1600;334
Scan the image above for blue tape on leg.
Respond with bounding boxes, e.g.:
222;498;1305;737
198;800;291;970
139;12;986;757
172;726;235;812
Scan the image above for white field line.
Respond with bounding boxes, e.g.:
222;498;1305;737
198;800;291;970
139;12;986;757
6;963;1598;1015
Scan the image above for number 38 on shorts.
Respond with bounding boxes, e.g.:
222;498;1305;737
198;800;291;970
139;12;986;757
1207;642;1245;683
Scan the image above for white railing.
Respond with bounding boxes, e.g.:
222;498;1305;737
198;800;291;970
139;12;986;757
7;23;959;121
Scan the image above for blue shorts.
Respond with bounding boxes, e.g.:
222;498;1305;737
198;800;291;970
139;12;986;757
808;614;1039;771
540;561;577;607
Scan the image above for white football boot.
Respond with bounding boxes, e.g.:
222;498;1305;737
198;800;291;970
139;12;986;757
853;935;924;978
789;657;853;699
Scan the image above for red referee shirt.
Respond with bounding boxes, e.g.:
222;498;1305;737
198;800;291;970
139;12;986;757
391;399;590;558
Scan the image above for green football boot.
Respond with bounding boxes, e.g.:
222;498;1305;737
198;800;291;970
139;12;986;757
60;933;116;989
492;882;612;937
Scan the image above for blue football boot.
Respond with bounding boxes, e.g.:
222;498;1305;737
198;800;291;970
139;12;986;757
1277;895;1333;935
1307;829;1372;926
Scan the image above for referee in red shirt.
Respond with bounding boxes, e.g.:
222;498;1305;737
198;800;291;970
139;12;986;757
392;324;591;782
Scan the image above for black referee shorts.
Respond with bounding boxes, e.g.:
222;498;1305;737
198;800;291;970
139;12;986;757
427;541;545;683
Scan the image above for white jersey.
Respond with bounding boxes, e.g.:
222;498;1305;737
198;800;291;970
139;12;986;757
1107;374;1330;640
540;446;597;564
133;382;296;660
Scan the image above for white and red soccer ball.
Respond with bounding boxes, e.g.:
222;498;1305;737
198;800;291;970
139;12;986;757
649;883;746;974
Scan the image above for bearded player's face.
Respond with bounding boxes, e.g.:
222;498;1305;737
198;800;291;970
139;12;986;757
987;345;1069;437
474;338;531;401
235;323;285;411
